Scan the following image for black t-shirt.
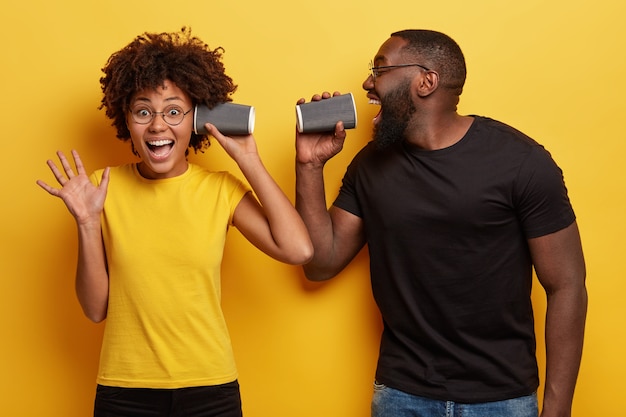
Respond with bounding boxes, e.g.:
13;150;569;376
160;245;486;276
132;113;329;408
333;116;575;402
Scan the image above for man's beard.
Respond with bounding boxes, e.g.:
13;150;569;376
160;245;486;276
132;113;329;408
373;79;415;150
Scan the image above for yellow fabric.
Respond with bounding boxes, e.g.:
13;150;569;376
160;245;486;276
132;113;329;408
90;163;250;388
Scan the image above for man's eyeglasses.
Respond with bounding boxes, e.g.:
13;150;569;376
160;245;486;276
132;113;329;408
369;60;430;81
129;105;192;126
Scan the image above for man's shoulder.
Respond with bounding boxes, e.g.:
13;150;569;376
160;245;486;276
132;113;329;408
469;115;542;149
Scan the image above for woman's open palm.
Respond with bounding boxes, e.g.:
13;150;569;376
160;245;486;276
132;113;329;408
37;150;109;226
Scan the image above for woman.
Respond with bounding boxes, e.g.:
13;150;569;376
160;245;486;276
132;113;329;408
37;28;313;417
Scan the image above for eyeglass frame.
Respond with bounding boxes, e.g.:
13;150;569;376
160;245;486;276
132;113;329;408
128;105;193;126
369;60;431;81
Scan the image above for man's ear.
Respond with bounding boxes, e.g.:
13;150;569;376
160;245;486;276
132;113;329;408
413;70;439;98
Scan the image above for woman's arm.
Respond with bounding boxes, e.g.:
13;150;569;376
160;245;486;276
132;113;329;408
206;124;313;265
37;150;110;322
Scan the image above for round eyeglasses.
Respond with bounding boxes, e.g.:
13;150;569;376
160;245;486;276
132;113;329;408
369;60;431;81
129;105;192;126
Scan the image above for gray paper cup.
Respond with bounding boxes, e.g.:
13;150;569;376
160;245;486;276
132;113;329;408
194;102;255;135
296;93;357;133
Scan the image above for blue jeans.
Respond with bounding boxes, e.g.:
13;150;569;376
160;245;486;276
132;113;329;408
371;382;538;417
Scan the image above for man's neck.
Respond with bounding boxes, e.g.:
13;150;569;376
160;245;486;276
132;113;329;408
405;113;474;150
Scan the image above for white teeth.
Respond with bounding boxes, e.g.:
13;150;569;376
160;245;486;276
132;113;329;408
369;98;381;105
148;139;174;146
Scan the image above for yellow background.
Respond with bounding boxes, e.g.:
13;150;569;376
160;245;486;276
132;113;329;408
2;0;624;416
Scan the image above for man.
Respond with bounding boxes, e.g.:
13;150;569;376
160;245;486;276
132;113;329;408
295;29;587;417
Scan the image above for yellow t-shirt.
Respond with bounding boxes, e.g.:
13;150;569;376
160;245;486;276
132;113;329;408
90;163;250;388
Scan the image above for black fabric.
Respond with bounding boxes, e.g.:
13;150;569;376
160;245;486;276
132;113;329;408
333;116;575;403
94;381;242;417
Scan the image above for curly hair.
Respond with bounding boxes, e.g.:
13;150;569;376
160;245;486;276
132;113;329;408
99;27;237;152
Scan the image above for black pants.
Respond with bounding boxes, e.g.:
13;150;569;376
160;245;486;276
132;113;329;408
94;381;243;417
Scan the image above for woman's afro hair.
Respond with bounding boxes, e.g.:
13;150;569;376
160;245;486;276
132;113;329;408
99;27;237;152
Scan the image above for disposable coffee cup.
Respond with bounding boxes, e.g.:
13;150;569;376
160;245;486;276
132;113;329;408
194;102;255;135
296;93;357;133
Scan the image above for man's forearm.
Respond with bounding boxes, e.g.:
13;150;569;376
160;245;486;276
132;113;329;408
541;285;588;417
295;162;335;276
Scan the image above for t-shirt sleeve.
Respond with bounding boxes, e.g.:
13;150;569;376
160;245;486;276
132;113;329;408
90;169;104;186
514;145;576;239
221;172;251;225
333;149;365;218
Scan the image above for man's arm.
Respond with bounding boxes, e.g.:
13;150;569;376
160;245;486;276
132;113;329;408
294;93;366;280
296;162;365;281
528;221;587;417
